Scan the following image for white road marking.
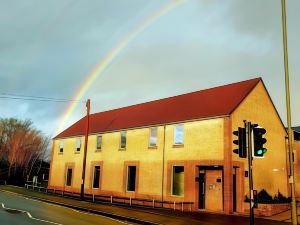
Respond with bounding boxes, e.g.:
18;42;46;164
1;202;63;225
24;196;132;224
1;191;133;225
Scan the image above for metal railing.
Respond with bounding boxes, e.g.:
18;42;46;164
25;184;194;211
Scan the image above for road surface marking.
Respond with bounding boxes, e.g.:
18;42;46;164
2;192;132;225
1;202;63;225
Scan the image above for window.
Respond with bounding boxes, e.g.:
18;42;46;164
76;138;81;152
59;140;64;153
92;166;101;188
65;167;72;186
120;131;126;149
96;135;102;150
126;166;136;192
172;166;184;196
174;124;184;145
149;127;157;147
294;131;300;141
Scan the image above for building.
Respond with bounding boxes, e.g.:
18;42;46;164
49;78;289;213
292;127;300;199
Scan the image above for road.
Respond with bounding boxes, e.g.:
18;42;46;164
0;188;290;225
0;191;129;225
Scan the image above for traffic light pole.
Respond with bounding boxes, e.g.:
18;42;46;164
281;1;298;224
245;120;254;225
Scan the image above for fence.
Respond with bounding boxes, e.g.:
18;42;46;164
24;184;194;211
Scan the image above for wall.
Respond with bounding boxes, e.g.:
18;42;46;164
231;81;289;199
49;118;224;207
292;136;300;198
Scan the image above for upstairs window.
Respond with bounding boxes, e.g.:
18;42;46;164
96;135;102;150
76;138;81;152
294;131;300;141
120;131;127;149
172;166;184;196
149;127;158;147
174;124;184;145
59;140;64;153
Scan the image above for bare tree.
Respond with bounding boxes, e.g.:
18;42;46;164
0;118;50;184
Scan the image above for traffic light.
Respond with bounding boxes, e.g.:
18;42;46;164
233;127;246;158
253;127;267;157
252;190;258;208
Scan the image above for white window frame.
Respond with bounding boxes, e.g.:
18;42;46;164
120;131;127;149
174;124;184;145
96;135;102;151
76;138;81;152
59;140;64;153
149;127;158;147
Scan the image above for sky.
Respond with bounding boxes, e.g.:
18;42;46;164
0;0;299;138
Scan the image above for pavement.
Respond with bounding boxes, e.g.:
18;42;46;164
0;185;292;225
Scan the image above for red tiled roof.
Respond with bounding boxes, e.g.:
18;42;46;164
55;78;261;139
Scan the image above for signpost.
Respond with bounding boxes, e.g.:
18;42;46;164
245;121;254;225
233;121;268;225
80;99;90;200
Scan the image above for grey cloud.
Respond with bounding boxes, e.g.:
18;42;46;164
0;0;299;137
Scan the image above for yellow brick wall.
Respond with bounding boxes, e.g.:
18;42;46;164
50;137;84;190
293;138;300;198
49;118;224;199
165;118;224;161
232;81;288;197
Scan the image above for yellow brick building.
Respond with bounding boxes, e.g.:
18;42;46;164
292;128;300;199
49;78;289;213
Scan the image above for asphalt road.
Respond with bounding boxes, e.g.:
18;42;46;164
0;191;128;225
0;187;290;225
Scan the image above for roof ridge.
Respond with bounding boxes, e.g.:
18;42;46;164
55;77;262;139
91;77;261;116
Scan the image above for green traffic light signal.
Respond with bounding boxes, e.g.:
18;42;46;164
253;127;267;158
257;149;263;155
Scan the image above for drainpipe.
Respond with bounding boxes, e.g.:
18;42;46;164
161;124;166;208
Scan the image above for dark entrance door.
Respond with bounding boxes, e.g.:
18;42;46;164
199;170;205;209
233;167;237;212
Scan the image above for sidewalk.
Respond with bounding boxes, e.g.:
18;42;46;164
0;185;289;225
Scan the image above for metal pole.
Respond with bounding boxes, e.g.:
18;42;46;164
161;125;166;208
281;1;297;224
245;121;254;225
80;99;90;200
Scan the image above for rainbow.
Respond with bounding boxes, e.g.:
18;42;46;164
56;0;186;135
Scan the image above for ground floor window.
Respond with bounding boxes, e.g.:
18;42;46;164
172;166;184;196
126;166;136;192
92;165;101;188
65;167;72;186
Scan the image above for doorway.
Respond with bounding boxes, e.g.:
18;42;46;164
198;166;223;211
198;170;205;209
233;167;237;212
